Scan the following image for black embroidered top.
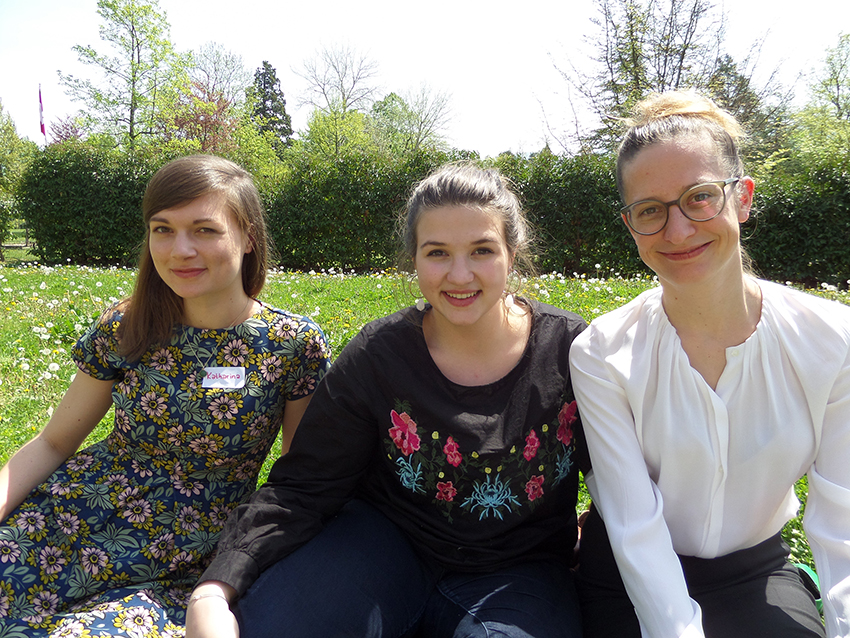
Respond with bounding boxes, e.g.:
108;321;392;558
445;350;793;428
201;300;588;597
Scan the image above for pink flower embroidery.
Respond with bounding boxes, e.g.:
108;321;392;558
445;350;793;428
523;429;540;461
443;436;462;467
436;481;457;502
525;475;545;501
557;401;578;446
389;410;420;456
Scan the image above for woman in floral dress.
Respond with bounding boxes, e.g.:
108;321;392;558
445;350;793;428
187;162;588;638
0;155;331;637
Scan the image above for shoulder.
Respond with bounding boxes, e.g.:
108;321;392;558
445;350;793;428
570;286;663;356
526;298;588;343
759;280;850;344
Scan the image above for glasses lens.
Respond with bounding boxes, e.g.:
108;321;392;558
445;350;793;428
680;183;725;220
627;201;666;234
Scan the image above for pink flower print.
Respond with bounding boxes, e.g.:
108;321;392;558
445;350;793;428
222;338;249;366
168;550;195;573
443;436;462;467
116;486;142;509
523;429;540;461
436;481;457;502
14;510;46;535
209;504;232;528
0;540;21;563
104;474;129;488
389;410;421;456
115;408;132;433
131;460;154;478
116;370;139;396
149;347;176;373
140;388;169;423
39;545;67;575
233;459;260;481
56;512;81;537
245;413;270;438
66;453;94;473
557;401;578;446
292;376;316;396
209;394;241;427
174;478;203;497
0;590;11;618
123;499;152;525
525;475;545;501
148;533;175;561
272;318;297;341
80;547;109;576
305;333;327;359
176;506;202;534
188;435;220;456
259;354;285;382
27;588;60;621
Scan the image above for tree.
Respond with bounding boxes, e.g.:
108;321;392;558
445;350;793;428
249;61;293;155
58;0;186;149
191;42;251;107
296;44;379;114
552;0;787;153
0;102;37;251
369;86;451;157
811;33;850;120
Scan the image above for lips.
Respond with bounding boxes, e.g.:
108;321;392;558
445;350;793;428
443;290;480;306
660;241;710;261
171;268;206;279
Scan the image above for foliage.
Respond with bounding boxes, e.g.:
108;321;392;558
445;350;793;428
300;109;374;160
811;32;850;120
268;150;440;270
555;0;789;155
249;61;293;156
17;143;156;265
0;101;38;249
58;0;188;149
369;87;451;158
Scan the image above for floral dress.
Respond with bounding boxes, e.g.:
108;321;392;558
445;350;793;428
0;304;330;638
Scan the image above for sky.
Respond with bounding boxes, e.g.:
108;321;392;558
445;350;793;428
1;0;848;157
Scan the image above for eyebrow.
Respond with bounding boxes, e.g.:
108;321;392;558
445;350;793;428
148;215;220;225
419;237;499;250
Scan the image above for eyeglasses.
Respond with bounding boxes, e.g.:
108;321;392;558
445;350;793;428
620;178;740;236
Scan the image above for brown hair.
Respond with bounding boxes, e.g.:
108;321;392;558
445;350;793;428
616;90;746;202
118;155;270;360
399;162;535;294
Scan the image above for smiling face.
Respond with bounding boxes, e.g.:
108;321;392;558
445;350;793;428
414;205;513;330
148;193;252;311
620;135;753;291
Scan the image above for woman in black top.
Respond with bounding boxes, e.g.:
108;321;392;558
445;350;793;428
186;162;588;638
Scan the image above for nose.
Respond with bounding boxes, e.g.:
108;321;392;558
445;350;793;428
447;256;474;284
171;231;197;258
662;203;697;243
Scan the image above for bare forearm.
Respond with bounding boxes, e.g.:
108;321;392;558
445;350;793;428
0;434;70;520
186;581;239;638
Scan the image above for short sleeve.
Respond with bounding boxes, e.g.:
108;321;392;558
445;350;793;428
71;309;126;381
266;311;332;401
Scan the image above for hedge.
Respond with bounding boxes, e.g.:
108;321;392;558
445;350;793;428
15;143;850;286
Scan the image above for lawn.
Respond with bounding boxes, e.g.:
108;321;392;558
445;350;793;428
2;259;848;569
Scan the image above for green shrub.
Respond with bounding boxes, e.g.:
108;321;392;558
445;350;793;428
17;143;156;265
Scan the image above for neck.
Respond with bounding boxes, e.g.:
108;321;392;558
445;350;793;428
182;293;255;330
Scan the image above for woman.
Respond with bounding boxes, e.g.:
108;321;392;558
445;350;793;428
570;91;849;637
0;155;331;636
186;162;589;638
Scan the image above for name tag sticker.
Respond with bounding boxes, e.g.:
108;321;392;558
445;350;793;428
202;367;246;389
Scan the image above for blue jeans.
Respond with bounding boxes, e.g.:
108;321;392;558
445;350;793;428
235;500;582;638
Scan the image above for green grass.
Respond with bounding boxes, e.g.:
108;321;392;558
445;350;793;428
2;261;847;570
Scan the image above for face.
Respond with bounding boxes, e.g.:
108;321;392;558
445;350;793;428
413;205;513;329
148;193;252;307
620;136;753;290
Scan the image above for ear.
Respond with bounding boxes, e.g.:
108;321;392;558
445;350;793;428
736;177;755;224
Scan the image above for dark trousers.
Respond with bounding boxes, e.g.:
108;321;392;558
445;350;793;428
235;500;582;638
577;506;825;637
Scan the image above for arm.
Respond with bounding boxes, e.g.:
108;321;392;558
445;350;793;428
804;346;850;637
569;332;704;638
0;371;114;520
185;581;239;638
279;395;311;455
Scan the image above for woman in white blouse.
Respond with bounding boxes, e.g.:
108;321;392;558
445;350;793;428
570;90;849;638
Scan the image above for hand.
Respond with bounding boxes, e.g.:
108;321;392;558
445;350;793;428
185;582;239;638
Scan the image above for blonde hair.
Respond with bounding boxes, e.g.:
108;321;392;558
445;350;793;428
616;90;746;201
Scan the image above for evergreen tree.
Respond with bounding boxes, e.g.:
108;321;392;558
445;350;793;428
250;61;293;154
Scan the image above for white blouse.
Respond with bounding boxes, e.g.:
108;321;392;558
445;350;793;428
570;279;850;638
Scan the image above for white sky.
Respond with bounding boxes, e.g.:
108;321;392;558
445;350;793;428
1;0;847;157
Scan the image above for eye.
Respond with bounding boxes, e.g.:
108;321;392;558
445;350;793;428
473;247;494;255
425;248;446;257
632;202;663;218
150;225;171;234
